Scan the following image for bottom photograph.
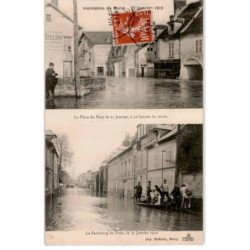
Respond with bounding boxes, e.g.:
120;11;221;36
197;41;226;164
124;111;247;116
45;123;203;245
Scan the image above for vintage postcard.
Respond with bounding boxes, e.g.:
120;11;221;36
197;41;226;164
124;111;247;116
45;111;203;245
45;0;203;109
44;0;204;246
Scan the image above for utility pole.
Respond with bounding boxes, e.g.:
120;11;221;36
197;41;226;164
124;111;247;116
73;0;80;97
174;124;181;185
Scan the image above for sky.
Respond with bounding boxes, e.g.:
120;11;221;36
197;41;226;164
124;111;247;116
54;0;198;31
46;120;137;177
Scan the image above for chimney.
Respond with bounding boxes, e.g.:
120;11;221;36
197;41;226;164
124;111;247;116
48;0;58;8
174;0;186;15
122;133;131;147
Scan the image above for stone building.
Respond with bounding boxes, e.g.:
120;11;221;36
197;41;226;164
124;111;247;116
135;44;155;77
154;0;203;80
91;171;99;194
107;45;137;77
105;124;203;207
146;125;177;191
107;134;134;197
45;130;59;199
179;4;203;80
78;32;112;76
45;0;82;79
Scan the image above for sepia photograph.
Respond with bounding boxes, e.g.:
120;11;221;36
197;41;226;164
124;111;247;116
45;123;203;241
45;0;203;109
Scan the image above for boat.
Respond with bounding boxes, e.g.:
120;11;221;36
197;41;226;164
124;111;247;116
136;202;166;209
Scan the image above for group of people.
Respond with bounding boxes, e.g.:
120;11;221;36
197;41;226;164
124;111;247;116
134;180;192;210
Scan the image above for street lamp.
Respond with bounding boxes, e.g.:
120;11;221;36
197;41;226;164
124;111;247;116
161;150;166;187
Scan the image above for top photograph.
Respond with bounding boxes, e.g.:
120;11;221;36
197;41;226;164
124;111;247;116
45;0;203;109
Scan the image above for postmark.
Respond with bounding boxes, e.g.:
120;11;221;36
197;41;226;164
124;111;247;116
111;10;154;46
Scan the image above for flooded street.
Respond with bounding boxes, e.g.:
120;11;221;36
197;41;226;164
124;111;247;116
46;77;202;109
46;188;202;232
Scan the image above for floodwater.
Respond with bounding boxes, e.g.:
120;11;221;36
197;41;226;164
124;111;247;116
45;188;202;231
46;77;203;109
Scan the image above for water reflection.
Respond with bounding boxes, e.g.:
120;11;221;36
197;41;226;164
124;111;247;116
46;188;202;231
46;77;202;109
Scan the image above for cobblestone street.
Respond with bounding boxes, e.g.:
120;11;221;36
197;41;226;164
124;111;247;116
46;77;202;109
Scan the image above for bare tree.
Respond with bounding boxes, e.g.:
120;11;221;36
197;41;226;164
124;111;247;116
55;134;73;170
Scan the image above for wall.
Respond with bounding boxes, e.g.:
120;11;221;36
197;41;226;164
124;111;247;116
107;148;133;197
157;39;180;60
93;44;112;76
147;138;177;191
45;6;75;78
125;45;136;77
148;139;177;171
148;168;175;192
178;172;203;198
157;40;169;60
78;38;92;77
180;34;203;80
45;142;58;198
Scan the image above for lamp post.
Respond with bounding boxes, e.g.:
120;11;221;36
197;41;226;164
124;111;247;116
161;149;166;187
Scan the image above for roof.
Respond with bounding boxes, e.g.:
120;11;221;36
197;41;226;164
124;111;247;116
181;8;203;36
151;125;175;131
158;126;178;143
156;1;203;40
108;45;128;60
46;3;83;29
79;32;113;45
170;1;203;39
107;145;132;164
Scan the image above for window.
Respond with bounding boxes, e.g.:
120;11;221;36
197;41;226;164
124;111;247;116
195;39;202;54
63;36;72;53
46;14;51;22
169;41;174;58
97;67;104;75
147;47;153;52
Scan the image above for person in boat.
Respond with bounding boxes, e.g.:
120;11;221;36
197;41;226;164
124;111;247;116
134;182;143;202
151;189;159;204
170;184;181;210
146;186;152;203
162;179;171;203
46;62;58;98
155;185;164;205
180;184;191;209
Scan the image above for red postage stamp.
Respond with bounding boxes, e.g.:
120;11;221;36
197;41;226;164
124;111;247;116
111;10;154;46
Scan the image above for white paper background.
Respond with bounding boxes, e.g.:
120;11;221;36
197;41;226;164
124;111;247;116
1;0;250;249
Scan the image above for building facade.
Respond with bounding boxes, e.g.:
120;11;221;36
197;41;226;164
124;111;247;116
91;171;99;193
45;0;82;79
154;0;203;80
135;44;155;77
91;124;203;210
146;125;177;192
45;130;59;199
107;45;137;77
179;6;203;80
78;32;112;76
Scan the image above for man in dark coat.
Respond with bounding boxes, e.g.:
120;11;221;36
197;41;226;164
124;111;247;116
134;182;143;202
46;62;58;98
170;184;181;210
